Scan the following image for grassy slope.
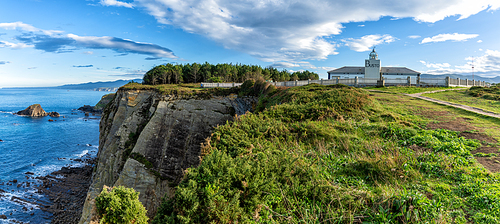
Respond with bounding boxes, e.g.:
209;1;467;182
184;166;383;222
152;84;500;223
364;86;466;94
422;90;500;114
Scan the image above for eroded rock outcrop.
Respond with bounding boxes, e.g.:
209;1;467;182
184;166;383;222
16;104;59;117
78;93;115;114
79;89;256;223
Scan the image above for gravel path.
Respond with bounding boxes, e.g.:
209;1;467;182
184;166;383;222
404;89;500;119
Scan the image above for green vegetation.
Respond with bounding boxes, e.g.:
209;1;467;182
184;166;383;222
152;84;500;223
142;62;319;85
95;186;148;224
120;82;241;98
94;93;116;110
365;86;466;94
422;90;500;114
468;86;500;101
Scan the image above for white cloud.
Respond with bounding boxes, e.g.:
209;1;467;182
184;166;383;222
421;33;479;44
67;34;177;59
420;60;451;69
477;40;483;43
0;40;33;49
0;21;62;35
0;22;176;59
413;0;500;23
0;61;10;65
408;35;421;39
100;0;134;8
423;50;500;75
129;0;498;62
269;62;300;68
83;51;94;55
343;34;396;52
358;25;365;27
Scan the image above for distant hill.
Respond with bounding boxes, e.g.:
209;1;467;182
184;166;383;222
420;74;500;84
54;79;142;91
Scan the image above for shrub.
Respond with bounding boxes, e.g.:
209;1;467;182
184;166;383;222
95;186;148;224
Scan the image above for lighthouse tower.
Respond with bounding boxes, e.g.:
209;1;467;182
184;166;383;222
364;48;381;79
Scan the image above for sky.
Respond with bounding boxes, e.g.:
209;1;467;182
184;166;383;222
0;0;499;87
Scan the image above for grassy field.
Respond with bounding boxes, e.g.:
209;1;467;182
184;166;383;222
422;90;500;114
151;84;500;223
365;86;466;94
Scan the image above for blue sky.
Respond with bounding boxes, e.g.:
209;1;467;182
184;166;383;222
0;0;499;87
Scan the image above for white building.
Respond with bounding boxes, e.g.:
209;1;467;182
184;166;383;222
327;49;420;80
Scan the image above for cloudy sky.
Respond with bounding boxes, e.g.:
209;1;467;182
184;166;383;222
1;0;499;87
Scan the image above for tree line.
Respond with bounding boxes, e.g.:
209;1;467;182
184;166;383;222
142;62;319;85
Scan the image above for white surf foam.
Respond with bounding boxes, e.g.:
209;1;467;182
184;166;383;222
75;150;89;157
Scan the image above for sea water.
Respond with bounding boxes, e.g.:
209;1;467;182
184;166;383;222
0;88;109;223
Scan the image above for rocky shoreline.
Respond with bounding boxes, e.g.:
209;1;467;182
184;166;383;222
35;158;95;224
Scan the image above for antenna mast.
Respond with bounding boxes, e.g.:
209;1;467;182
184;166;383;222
472;57;474;81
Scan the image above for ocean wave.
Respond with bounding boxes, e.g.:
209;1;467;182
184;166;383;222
0;111;14;114
75;150;89;158
33;164;61;177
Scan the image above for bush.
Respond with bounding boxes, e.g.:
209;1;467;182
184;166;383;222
95;186;148;224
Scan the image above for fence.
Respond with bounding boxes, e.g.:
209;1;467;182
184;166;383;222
201;76;488;88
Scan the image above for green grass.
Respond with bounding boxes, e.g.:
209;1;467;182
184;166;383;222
365;86;466;94
119;82;242;97
468;86;500;101
153;84;500;223
422;90;500;114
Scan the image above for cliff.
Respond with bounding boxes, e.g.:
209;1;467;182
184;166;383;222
79;88;255;223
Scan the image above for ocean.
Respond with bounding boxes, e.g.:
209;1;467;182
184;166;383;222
0;88;109;223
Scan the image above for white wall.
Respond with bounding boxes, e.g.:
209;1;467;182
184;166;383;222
365;59;380;79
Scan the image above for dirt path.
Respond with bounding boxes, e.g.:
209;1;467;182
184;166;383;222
404;89;500;119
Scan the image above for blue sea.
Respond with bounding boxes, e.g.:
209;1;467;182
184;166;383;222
0;88;109;223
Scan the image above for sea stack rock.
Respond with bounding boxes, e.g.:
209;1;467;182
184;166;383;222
16;104;48;117
16;104;60;117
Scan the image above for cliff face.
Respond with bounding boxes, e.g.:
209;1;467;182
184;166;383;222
79;89;255;223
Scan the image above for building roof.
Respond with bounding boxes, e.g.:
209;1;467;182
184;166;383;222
327;66;364;74
381;67;420;74
328;66;420;74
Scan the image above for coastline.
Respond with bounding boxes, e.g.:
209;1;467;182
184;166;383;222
35;157;95;224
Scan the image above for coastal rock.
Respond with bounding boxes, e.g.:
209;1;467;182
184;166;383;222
16;104;47;117
16;104;60;118
0;214;6;219
78;93;115;114
79;89;256;223
48;112;60;117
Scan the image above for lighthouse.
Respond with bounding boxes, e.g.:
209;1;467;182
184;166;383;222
364;48;381;79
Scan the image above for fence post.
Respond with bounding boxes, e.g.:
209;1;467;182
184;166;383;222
457;78;460;86
417;76;421;87
407;76;411;86
321;79;324;85
465;79;469;87
336;77;339;84
308;79;311;84
445;77;450;87
355;76;359;87
217;83;220;88
232;82;235;87
295;80;298;87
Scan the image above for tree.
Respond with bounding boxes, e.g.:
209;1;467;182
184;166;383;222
95;186;148;224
